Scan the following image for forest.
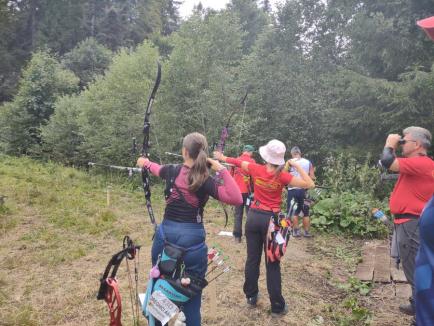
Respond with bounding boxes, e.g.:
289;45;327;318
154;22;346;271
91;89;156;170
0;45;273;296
1;0;433;167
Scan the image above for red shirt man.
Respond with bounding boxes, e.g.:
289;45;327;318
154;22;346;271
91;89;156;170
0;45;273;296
380;126;434;317
390;156;434;221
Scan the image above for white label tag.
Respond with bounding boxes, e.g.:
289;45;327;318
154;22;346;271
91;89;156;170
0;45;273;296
147;290;179;324
218;231;233;237
275;232;285;245
138;293;146;306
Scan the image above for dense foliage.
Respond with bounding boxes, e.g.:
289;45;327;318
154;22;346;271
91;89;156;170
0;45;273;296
0;0;181;101
0;51;79;155
311;153;391;237
61;38;113;89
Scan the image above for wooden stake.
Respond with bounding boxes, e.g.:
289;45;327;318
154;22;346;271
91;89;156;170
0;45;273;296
209;279;217;318
106;185;112;207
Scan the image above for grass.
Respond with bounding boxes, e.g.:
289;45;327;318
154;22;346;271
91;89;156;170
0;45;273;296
0;155;161;237
0;155;413;326
2;305;39;326
0;156;157;325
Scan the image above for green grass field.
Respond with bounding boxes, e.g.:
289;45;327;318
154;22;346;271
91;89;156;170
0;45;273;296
0;156;412;326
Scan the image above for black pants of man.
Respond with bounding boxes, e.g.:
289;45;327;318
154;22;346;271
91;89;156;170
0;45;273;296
287;188;306;216
396;219;420;308
243;208;286;313
233;193;250;238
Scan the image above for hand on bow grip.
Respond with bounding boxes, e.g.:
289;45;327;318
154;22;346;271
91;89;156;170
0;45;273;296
207;158;225;172
213;151;226;162
285;159;300;168
136;157;150;169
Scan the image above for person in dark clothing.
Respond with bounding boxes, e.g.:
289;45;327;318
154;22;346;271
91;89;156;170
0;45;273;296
285;146;316;238
137;132;242;326
214;139;314;317
231;144;256;243
379;126;434;317
415;196;434;326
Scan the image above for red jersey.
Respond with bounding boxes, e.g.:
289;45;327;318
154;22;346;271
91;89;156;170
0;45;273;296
231;153;255;193
390;155;434;224
247;163;293;212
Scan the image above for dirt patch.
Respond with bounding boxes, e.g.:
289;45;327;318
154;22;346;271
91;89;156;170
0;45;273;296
200;224;413;326
0;197;413;326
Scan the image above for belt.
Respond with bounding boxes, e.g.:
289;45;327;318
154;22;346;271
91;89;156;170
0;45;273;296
251;201;280;213
394;213;419;220
159;224;205;252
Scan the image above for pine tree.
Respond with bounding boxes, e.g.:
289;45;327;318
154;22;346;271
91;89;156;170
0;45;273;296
261;0;270;13
161;0;181;35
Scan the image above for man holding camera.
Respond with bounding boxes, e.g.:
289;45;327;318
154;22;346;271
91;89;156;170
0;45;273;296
380;126;434;317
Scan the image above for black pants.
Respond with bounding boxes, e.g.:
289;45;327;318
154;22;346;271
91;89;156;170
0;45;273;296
233;193;250;238
287;188;307;216
243;208;286;313
396;219;420;306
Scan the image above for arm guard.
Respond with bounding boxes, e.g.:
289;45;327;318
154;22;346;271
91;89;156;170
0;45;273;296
380;147;396;169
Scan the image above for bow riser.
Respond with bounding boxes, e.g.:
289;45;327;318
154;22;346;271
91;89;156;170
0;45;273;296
97;236;140;326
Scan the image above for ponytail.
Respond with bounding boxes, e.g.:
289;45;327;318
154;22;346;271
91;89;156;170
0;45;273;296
182;133;209;192
271;164;285;181
189;149;209;192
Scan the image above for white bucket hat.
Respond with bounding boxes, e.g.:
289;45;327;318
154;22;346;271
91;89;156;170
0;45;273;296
259;139;286;166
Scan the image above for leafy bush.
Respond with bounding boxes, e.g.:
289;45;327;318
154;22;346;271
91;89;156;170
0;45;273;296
0;51;79;156
40;41;160;166
321;152;393;199
311;191;388;237
311;152;391;238
338;277;372;296
40;95;85;165
342;296;372;324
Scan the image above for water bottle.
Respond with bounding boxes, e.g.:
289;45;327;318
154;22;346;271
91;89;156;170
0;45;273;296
371;208;391;226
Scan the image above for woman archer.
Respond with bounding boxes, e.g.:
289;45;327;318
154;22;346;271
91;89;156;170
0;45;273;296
214;139;314;317
137;132;242;326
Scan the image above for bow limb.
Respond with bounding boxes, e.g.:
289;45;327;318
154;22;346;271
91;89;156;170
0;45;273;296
141;62;162;228
223;205;229;228
216;90;248;153
215;90;248;227
105;278;122;326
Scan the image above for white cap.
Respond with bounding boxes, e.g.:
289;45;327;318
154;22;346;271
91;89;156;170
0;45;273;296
259;139;286;166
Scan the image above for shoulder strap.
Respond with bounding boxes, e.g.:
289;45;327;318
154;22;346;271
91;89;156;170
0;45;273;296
164;164;183;200
171;174;207;207
165;166;209;222
195;177;210;208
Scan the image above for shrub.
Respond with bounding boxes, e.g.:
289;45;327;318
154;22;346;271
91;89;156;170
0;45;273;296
311;152;391;237
321;152;393;199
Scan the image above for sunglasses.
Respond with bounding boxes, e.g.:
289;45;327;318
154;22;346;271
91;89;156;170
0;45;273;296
398;139;417;145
